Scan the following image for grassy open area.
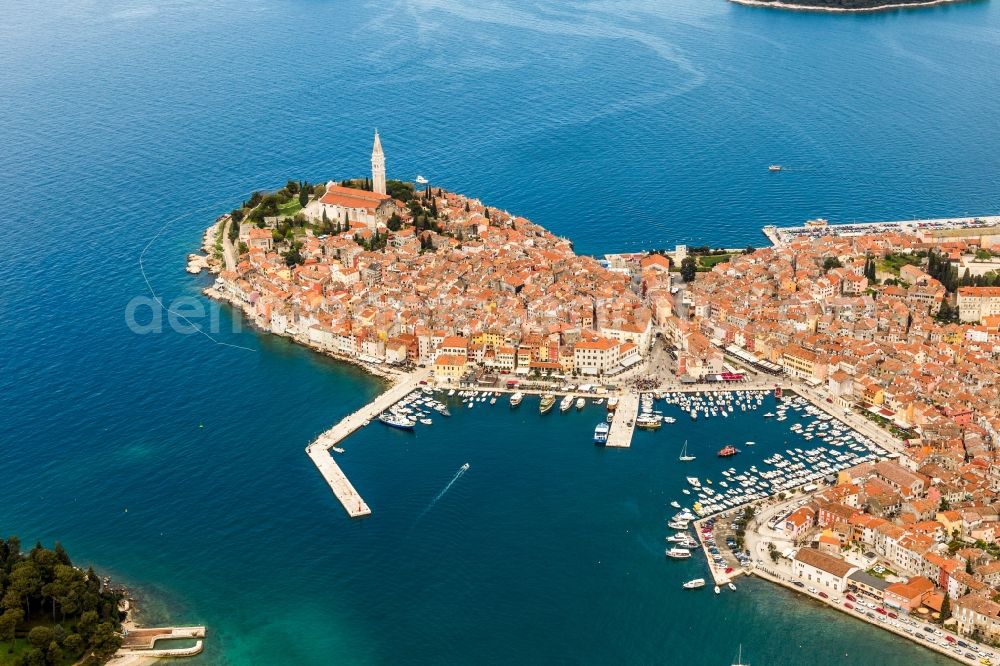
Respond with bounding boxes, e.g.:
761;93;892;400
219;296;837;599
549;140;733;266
0;638;30;666
697;253;733;270
877;253;923;275
277;199;302;218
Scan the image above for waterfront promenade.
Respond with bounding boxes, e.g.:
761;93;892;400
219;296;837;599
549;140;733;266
306;368;431;517
765;214;1000;246
605;392;638;448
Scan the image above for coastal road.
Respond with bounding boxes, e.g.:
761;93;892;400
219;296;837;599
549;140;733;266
222;217;237;272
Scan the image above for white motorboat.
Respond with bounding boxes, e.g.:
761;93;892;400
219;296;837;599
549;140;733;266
419;418;432;425
510;391;524;407
667;520;689;530
687;476;701;488
576;397;586;410
665;547;691;559
560;395;574;412
682;578;706;589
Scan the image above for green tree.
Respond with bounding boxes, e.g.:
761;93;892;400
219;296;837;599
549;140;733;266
940;592;951;622
386;213;402;232
77;610;99;643
298;186;309;208
20;647;46;666
27;626;53;651
89;622;122;661
680;257;697;283
283;242;304;267
744;245;755;254
823;256;842;271
9;560;42;616
63;633;84;657
0;608;23;651
47;640;63;665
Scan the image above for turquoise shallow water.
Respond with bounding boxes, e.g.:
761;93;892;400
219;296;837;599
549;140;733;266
3;0;999;663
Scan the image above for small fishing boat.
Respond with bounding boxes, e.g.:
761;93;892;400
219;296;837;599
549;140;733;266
718;445;738;458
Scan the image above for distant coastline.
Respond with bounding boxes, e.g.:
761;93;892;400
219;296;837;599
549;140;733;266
729;0;973;12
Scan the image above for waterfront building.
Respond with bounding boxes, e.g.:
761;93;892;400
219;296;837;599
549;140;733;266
434;354;468;382
883;576;934;613
847;569;890;602
954;595;1000;642
792;548;857;592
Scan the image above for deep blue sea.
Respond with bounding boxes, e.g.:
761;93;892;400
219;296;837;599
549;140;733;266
3;0;999;663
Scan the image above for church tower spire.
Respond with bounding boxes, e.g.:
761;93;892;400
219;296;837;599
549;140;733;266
371;130;386;195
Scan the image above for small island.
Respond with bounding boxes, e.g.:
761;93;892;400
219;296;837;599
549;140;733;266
730;0;975;12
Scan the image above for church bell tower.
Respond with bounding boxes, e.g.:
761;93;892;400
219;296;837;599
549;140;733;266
371;130;386;195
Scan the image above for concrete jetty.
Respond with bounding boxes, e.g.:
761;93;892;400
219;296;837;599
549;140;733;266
306;368;431;517
605;391;639;448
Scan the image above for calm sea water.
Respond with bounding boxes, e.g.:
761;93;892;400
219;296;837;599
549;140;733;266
3;0;999;663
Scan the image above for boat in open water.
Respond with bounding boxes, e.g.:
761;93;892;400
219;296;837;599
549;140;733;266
679;440;695;462
682;578;705;589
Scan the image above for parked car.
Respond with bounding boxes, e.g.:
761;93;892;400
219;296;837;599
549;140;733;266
818;592;828;599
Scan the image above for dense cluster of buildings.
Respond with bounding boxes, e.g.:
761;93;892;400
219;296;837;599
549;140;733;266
678;232;1000;449
215;135;661;382
785;457;1000;643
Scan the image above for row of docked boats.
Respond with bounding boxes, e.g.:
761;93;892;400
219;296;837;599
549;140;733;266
660;388;769;421
377;390;452;430
669;399;883;519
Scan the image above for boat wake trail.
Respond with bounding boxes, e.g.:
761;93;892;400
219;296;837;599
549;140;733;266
416;463;470;520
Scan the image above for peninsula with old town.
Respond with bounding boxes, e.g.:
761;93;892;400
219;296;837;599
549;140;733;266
189;133;1000;665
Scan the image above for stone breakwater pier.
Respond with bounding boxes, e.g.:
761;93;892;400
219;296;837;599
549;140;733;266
306;368;431;517
605;391;639;448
